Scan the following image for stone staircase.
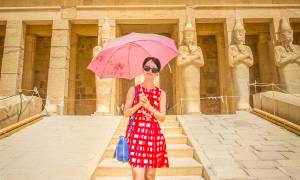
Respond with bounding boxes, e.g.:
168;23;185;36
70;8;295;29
91;115;205;180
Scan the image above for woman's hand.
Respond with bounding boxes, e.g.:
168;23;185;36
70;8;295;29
136;99;144;109
139;93;153;111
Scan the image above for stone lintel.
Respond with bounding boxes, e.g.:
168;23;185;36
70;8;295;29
52;19;69;30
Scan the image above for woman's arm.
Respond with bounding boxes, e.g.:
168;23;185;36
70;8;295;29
123;86;141;117
147;90;166;122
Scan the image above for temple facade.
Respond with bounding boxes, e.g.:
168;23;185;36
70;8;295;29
0;0;299;115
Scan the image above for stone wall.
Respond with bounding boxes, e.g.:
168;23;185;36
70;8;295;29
291;22;300;45
0;3;299;115
0;95;42;129
34;37;51;99
253;91;300;125
0;0;299;7
75;36;97;115
21;25;51;105
0;24;5;78
198;35;221;114
0;36;4;79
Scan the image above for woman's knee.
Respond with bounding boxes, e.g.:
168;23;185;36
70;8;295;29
132;167;145;180
144;168;156;180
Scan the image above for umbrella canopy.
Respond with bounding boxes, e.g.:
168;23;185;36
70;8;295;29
87;32;179;80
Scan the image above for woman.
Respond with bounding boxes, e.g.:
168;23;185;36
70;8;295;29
124;56;169;180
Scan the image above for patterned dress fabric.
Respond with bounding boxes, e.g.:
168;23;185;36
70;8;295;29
125;84;169;168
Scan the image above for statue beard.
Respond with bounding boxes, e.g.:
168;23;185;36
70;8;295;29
188;43;193;52
233;36;245;45
279;37;294;52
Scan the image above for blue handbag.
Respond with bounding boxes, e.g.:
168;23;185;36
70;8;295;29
113;86;137;162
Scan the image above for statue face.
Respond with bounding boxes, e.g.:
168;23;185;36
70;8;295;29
184;31;194;45
279;29;293;44
233;29;246;44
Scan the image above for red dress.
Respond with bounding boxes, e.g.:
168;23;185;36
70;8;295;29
125;84;169;168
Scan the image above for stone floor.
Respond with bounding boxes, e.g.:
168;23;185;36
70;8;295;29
0;112;299;180
0;115;121;180
179;111;300;180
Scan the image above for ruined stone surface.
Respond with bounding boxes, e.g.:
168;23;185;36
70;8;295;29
179;111;300;180
0;95;42;129
253;91;300;125
0;2;299;115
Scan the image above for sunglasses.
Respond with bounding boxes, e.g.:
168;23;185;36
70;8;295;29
143;65;160;73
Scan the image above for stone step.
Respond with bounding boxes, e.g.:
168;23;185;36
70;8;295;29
165;115;177;119
95;157;203;176
118;121;180;128
114;126;183;135
104;144;194;158
95;176;205;180
110;133;188;145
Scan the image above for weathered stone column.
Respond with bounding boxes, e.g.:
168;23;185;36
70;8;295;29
177;13;204;114
216;33;228;113
224;17;236;113
0;20;25;96
22;34;37;92
93;18;116;115
228;18;254;111
46;20;70;115
269;17;281;84
257;32;272;89
273;18;300;94
66;33;77;115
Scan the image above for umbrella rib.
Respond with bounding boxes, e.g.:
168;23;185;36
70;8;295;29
128;45;131;78
130;42;152;80
135;39;179;55
130;42;152;56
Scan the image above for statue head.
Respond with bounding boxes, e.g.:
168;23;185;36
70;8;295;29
232;18;246;45
183;22;195;46
278;18;293;44
101;18;111;46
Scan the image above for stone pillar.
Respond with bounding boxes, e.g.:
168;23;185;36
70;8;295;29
22;34;37;93
257;32;272;89
269;17;281;84
66;33;77;115
0;20;25;96
229;18;254;111
93;18;116;115
177;14;204;114
224;18;239;113
216;33;228;113
273;18;300;94
46;20;70;115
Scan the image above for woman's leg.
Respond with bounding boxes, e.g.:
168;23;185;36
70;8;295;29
144;168;156;180
132;166;145;180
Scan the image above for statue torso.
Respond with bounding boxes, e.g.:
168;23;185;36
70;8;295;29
275;44;300;68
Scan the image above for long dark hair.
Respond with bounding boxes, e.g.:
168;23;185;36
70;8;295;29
142;57;161;71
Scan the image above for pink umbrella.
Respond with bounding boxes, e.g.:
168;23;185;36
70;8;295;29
87;32;179;80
